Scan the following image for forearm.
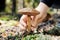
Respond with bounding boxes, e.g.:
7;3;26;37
35;2;49;25
35;2;49;14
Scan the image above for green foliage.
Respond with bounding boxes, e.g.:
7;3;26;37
0;15;18;21
5;0;12;13
24;0;40;8
22;33;52;40
33;0;40;8
0;16;10;21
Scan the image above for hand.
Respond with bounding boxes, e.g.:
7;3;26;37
19;9;47;32
19;15;36;32
19;15;27;32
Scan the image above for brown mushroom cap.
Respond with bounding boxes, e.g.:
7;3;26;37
18;8;40;16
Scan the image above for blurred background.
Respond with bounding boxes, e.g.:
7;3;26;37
0;0;41;21
0;0;60;21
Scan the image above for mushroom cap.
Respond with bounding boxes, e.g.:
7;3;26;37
18;8;40;16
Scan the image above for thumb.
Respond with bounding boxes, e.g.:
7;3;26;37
31;16;38;28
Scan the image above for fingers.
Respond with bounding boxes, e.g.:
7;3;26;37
19;24;26;31
20;20;27;27
19;15;38;32
31;16;34;20
19;24;26;34
19;19;26;33
31;27;35;31
20;15;27;27
17;15;28;33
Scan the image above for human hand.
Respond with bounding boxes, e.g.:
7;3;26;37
19;8;47;33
